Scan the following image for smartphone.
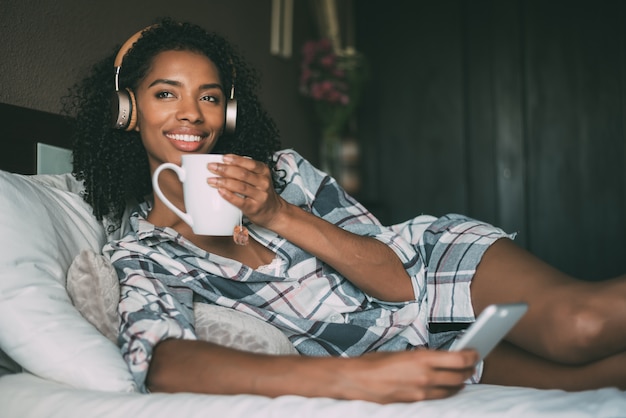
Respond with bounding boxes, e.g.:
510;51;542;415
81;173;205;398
449;302;528;360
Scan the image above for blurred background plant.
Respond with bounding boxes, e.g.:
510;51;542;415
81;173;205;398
299;0;367;194
299;37;368;138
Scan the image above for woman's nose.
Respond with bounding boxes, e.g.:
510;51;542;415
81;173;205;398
176;98;203;123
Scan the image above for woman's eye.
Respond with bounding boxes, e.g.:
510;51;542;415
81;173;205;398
201;95;219;103
156;91;174;99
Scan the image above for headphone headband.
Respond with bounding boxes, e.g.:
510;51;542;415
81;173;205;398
113;26;156;94
114;27;152;68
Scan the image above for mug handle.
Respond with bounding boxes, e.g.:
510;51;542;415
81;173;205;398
152;163;194;229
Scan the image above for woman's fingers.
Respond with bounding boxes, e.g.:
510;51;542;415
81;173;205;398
342;349;478;403
206;154;283;225
223;154;265;172
207;155;270;196
214;154;269;180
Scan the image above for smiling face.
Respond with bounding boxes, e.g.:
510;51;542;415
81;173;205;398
133;49;226;173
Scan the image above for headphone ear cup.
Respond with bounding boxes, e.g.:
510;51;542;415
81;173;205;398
125;89;138;131
112;88;137;131
225;97;237;134
111;89;134;129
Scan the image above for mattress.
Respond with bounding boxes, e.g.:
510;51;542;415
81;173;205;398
1;372;625;418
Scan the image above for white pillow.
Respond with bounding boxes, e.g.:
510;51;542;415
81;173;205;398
0;170;136;392
194;303;299;355
67;250;298;355
66;250;121;343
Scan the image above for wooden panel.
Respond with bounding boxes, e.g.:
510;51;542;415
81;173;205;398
357;0;468;224
356;0;625;279
463;0;499;225
523;0;626;278
464;0;527;246
491;0;527;246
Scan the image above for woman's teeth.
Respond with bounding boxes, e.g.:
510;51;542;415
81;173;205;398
168;134;202;142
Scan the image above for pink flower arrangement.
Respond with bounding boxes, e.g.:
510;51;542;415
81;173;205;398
299;38;368;137
300;38;350;105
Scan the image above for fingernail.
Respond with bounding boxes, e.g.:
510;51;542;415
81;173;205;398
222;154;234;163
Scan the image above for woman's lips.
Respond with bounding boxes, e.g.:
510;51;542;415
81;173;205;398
166;132;207;152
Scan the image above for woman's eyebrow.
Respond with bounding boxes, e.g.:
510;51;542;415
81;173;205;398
148;79;223;90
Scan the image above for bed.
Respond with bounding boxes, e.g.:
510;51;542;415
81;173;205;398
1;104;625;417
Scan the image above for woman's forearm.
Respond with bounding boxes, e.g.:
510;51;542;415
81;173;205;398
147;339;343;398
146;339;477;403
267;203;414;302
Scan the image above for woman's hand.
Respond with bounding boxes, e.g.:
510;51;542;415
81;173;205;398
206;154;286;229
330;349;479;403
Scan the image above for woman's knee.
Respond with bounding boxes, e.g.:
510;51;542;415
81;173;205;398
542;302;607;364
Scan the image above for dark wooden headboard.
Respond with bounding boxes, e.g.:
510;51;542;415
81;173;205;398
1;102;73;175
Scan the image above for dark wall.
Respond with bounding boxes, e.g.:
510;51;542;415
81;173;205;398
355;0;626;279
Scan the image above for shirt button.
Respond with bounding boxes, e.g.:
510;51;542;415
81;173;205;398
329;314;343;323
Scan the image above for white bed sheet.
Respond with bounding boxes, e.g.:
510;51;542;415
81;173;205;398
1;372;625;418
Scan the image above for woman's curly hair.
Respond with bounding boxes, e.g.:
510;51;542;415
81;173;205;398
64;18;282;226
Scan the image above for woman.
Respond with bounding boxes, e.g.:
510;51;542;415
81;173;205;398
67;18;626;404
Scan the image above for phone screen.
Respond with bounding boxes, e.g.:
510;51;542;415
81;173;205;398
450;303;528;360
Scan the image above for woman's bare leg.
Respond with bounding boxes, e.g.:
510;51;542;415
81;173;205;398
470;238;626;364
482;341;626;390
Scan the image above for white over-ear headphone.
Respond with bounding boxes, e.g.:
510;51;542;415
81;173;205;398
111;25;238;133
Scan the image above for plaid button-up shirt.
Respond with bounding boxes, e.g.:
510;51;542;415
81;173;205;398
105;149;509;391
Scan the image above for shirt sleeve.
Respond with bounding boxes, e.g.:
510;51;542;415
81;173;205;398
109;246;198;392
275;149;421;268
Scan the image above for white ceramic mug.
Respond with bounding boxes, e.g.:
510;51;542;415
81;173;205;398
152;154;241;236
